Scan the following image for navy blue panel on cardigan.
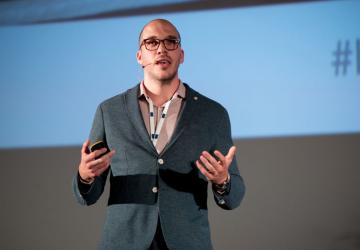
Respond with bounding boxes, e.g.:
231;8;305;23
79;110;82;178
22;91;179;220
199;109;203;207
108;173;158;205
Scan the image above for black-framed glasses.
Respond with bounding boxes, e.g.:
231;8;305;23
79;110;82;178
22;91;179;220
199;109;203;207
140;38;181;51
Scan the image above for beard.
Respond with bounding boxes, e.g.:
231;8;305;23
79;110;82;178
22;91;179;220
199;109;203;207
150;68;178;85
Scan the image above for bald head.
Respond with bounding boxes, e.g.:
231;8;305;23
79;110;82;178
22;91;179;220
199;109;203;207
138;19;181;46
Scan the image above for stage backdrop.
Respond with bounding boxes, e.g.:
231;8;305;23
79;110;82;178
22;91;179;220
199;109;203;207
0;1;360;250
0;0;359;148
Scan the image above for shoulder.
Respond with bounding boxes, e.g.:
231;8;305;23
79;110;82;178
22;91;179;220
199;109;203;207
98;84;139;109
184;83;228;116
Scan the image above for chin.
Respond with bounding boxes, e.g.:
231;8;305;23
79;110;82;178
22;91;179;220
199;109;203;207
156;72;178;83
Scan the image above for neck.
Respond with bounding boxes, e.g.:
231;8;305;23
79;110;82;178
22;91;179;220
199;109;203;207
143;78;180;107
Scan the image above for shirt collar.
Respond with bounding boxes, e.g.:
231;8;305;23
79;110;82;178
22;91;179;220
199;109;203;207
138;80;186;100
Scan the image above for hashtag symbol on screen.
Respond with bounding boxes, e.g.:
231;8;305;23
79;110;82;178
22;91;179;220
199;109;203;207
332;40;352;76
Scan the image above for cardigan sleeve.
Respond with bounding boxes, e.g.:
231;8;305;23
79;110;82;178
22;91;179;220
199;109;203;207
72;104;110;206
211;108;246;210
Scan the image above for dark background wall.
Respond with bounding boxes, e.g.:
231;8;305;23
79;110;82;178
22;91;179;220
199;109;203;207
1;133;359;250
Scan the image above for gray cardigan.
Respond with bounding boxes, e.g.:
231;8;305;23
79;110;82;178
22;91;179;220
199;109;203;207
73;83;245;250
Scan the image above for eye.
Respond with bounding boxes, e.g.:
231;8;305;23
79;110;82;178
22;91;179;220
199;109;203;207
165;39;177;45
145;39;159;46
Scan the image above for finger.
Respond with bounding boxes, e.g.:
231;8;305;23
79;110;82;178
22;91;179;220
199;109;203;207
199;155;218;175
85;147;108;163
88;158;105;169
104;150;116;160
196;160;213;178
196;160;214;180
93;147;109;159
202;151;223;171
95;162;111;176
81;139;90;154
83;151;96;163
91;150;115;173
95;149;115;164
201;151;218;165
226;146;236;161
93;156;113;176
214;150;226;164
97;150;115;169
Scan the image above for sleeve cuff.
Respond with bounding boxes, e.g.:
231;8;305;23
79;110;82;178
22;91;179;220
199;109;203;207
212;174;231;195
77;172;94;194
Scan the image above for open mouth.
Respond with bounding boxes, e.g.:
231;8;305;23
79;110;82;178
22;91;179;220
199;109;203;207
155;59;171;65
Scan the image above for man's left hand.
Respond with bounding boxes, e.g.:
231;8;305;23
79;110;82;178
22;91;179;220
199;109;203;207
196;146;236;185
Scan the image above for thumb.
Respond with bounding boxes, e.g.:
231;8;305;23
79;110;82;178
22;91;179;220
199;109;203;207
81;139;90;154
226;146;236;162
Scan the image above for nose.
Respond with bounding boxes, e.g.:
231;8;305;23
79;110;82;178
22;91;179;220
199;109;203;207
156;40;168;54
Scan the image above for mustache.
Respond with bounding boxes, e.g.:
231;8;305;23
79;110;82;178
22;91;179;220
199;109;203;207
142;57;172;68
155;56;172;64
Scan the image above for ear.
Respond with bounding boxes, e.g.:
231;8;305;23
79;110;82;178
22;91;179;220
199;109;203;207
136;50;142;66
180;49;184;64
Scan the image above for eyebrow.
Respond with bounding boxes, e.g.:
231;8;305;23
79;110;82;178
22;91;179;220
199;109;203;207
143;35;179;40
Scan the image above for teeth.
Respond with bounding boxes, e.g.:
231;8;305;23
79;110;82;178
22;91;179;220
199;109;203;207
157;60;169;64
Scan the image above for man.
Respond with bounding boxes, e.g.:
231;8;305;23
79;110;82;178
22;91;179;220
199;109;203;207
73;19;245;250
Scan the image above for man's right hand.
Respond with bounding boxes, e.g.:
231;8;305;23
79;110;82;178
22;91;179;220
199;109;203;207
78;139;116;183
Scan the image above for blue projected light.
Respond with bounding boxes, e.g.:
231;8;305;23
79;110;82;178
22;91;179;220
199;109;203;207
0;0;360;148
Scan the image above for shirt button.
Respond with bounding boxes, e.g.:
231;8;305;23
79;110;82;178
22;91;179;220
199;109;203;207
152;187;158;193
158;158;164;165
219;199;225;205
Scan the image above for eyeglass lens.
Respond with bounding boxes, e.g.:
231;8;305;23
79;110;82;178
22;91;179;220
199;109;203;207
143;39;179;51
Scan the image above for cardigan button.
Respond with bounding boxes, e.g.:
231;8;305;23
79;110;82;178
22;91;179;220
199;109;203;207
152;187;158;193
158;158;164;165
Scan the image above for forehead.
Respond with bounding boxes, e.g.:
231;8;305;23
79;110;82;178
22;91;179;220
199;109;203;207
141;21;180;40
